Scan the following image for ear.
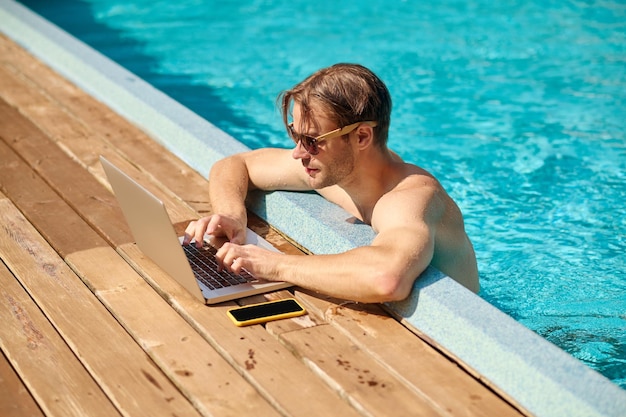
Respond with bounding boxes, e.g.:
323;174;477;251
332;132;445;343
355;124;375;150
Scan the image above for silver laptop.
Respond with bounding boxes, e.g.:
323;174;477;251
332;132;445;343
100;156;291;304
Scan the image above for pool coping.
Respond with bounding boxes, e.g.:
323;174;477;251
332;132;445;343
2;1;624;415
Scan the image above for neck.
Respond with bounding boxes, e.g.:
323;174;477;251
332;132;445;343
339;147;401;223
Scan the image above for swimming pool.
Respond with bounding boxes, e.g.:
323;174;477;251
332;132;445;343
19;0;625;389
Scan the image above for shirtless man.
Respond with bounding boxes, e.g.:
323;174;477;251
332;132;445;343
184;63;478;303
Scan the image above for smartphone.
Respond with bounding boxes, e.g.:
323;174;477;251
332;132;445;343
227;298;307;327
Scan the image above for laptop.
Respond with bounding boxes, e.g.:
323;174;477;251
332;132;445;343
100;156;291;304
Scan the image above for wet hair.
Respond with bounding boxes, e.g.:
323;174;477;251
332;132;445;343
278;63;392;148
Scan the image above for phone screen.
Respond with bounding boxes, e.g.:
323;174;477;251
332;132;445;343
227;298;306;326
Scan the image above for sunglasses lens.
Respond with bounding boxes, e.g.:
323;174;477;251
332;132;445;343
303;137;318;155
288;124;319;155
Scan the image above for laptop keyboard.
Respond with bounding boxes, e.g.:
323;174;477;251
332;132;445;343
182;243;255;290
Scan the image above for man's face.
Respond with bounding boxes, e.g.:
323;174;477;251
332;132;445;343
290;102;355;189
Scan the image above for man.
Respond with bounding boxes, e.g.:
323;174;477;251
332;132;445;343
184;63;479;303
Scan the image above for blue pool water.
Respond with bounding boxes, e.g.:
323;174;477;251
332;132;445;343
18;0;626;388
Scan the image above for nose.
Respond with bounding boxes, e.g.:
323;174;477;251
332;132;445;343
291;140;309;160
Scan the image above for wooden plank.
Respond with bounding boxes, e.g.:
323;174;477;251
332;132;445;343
275;323;442;416
120;242;364;417
0;197;202;417
0;98;133;251
0;215;120;417
265;292;449;416
0;33;212;217
0;263;119;417
295;290;526;417
0;349;44;417
66;246;281;417
0;64;193;223
0;84;192;228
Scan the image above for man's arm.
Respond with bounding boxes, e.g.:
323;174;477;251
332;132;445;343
184;148;310;245
216;184;443;303
216;224;435;303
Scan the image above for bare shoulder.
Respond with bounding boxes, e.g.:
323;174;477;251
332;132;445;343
373;165;449;230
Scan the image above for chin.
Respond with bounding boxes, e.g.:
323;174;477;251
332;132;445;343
308;177;329;190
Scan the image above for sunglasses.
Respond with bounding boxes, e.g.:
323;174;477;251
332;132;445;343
287;121;378;155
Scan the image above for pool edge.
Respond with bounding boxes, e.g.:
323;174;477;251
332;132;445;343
2;1;624;416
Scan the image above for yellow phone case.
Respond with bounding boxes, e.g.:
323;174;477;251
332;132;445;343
227;298;307;327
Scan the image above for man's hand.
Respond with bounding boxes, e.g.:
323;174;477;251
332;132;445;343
215;242;281;279
183;214;247;247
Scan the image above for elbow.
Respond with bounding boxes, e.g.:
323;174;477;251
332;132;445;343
371;272;413;303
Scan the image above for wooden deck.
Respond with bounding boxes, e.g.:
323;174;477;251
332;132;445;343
0;33;528;417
